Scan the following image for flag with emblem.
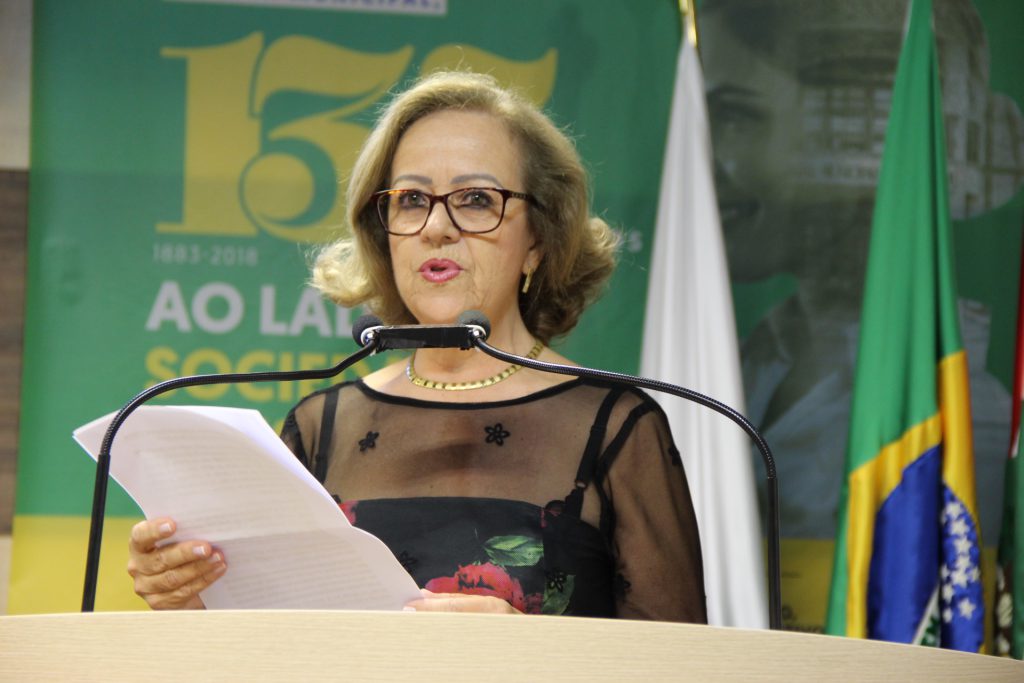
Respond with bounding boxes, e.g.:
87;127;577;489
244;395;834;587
824;0;983;651
994;239;1024;659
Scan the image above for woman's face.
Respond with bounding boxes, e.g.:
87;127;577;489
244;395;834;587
386;109;541;331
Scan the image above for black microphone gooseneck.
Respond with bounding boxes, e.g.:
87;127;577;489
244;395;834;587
460;311;783;630
81;320;385;612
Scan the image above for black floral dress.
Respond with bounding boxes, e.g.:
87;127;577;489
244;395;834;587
281;378;706;622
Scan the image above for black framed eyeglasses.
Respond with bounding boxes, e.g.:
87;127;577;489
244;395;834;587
371;187;537;236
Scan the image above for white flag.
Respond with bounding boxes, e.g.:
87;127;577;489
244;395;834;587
640;34;767;628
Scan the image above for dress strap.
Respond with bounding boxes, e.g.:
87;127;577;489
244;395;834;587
313;388;339;483
563;385;624;517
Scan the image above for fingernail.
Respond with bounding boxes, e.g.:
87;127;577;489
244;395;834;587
208;552;222;563
193;546;208;558
158;522;173;535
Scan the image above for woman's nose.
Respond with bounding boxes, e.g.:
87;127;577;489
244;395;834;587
419;201;460;244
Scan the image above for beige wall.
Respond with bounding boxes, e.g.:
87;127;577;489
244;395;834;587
0;0;32;169
0;0;32;614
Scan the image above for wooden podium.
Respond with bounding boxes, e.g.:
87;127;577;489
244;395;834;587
1;610;1020;681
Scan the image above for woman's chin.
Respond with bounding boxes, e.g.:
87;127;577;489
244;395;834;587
409;302;479;326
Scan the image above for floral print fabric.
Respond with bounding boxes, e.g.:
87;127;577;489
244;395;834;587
338;496;614;616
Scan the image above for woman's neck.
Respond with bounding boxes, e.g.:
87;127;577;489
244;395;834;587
410;316;537;381
361;313;574;402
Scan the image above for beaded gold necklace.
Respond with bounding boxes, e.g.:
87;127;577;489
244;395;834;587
406;341;544;391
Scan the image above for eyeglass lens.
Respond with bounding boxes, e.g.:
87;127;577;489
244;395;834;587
380;188;506;234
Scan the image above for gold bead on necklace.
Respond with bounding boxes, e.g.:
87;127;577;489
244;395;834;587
406;341;544;391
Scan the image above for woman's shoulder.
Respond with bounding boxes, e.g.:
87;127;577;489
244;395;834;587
288;377;364;416
568;376;664;416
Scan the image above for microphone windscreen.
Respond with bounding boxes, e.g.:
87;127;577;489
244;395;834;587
352;314;383;346
457;310;491;339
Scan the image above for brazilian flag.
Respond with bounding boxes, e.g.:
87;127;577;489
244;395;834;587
825;0;983;652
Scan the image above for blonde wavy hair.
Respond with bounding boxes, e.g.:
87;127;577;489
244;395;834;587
312;70;619;344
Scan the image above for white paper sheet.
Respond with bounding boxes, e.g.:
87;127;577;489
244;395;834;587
74;405;422;610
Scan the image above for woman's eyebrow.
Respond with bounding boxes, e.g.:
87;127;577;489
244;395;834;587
392;174;432;185
451;173;503;187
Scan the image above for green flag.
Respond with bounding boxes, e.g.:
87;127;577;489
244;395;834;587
825;0;983;651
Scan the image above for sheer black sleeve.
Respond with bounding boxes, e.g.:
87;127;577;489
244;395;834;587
279;388;331;477
596;393;707;623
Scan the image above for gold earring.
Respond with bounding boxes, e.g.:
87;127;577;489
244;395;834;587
521;269;534;294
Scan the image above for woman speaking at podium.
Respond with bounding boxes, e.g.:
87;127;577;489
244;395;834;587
126;71;707;622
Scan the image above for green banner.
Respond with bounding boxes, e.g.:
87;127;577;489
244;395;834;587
14;0;679;612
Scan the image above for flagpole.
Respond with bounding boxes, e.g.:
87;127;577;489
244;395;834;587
678;0;698;48
650;0;777;629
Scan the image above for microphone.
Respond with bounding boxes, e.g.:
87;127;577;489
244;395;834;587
457;309;491;337
352;310;490;350
461;311;784;630
352;314;383;346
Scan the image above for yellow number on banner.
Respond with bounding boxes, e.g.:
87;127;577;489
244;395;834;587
158;34;412;243
158;34;263;237
243;38;413;243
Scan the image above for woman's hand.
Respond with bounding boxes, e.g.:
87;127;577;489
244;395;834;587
404;589;523;614
127;517;226;610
